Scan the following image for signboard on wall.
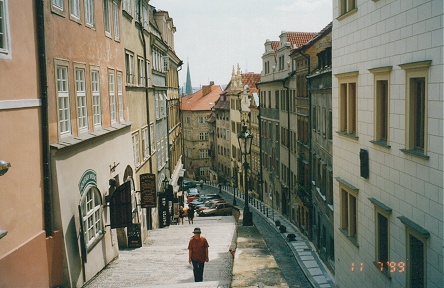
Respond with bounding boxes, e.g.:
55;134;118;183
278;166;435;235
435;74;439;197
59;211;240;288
140;173;156;208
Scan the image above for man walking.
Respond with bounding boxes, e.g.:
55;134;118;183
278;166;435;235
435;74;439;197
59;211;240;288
188;227;209;282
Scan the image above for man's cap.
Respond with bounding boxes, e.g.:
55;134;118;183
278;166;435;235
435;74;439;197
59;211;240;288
193;227;201;234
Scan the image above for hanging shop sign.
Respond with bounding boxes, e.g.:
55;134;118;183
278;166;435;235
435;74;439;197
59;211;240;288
78;169;97;195
140;173;156;208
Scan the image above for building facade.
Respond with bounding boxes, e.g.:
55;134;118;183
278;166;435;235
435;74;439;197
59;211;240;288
0;1;62;287
181;82;222;181
44;1;134;286
332;1;443;287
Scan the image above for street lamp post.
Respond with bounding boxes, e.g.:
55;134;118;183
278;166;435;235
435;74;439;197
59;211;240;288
232;166;237;206
237;125;253;226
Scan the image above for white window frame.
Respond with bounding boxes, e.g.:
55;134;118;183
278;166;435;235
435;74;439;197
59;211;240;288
81;187;104;249
103;0;111;36
113;0;120;41
75;66;88;133
70;0;80;20
52;0;64;11
150;123;155;152
138;57;145;86
141;126;149;160
91;69;102;128
117;72;124;121
0;0;10;56
109;71;116;123
84;0;95;27
56;64;71;137
122;0;131;15
125;51;135;85
132;131;140;167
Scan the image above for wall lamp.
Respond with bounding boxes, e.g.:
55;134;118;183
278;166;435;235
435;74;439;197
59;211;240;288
0;160;11;176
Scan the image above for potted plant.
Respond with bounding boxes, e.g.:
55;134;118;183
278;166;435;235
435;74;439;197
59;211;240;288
279;225;286;233
275;220;281;227
287;233;296;241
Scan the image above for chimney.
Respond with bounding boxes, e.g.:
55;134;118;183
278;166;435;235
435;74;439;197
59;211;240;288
202;81;214;96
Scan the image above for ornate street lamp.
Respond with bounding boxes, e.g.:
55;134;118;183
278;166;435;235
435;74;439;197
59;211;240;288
237;124;253;226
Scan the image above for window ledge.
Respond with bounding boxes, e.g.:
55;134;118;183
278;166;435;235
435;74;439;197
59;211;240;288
328;204;333;211
400;149;429;159
372;262;392;279
339;228;359;247
336;131;359;140
337;8;358;21
370;140;391;148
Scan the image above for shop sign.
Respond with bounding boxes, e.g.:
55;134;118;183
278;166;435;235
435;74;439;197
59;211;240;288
127;223;142;248
78;169;97;195
140;173;156;208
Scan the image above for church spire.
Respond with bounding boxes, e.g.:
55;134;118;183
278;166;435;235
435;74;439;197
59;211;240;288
185;61;193;95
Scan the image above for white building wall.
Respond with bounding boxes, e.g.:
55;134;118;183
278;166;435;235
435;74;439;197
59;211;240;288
332;0;443;287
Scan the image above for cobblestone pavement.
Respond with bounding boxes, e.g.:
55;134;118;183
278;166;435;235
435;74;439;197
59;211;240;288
83;216;236;288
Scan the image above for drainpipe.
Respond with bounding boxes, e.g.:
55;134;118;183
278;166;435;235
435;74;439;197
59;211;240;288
282;71;294;219
36;0;52;237
138;1;152;172
299;50;312;240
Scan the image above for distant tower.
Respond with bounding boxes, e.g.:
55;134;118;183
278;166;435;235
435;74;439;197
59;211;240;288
185;62;192;95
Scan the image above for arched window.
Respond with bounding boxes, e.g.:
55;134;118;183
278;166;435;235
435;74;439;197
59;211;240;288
81;186;104;250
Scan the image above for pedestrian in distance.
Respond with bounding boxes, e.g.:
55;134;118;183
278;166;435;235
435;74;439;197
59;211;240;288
178;206;185;224
188;227;209;282
187;206;195;224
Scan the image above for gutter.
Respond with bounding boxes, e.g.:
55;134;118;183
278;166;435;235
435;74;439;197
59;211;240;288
36;0;52;237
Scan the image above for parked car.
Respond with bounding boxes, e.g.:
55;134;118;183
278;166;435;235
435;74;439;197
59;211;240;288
197;199;226;212
199;203;235;217
186;188;200;203
182;180;197;190
188;194;223;208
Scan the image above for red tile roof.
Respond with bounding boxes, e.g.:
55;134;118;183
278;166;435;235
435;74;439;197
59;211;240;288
287;32;318;48
180;85;222;111
241;73;261;94
271;41;280;52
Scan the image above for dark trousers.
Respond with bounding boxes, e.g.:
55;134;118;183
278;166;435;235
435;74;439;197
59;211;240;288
191;260;205;282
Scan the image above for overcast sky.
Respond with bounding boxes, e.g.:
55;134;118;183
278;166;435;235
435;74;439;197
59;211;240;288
149;0;333;88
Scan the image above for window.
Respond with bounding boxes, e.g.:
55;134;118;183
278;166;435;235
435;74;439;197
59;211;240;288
117;73;124;121
70;0;80;19
312;106;317;131
125;51;135;85
199;149;208;159
141;126;149;160
138;57;145;86
369;198;392;275
336;72;358;136
56;65;71;136
85;0;95;27
0;0;9;54
81;187;104;249
150;123;155;152
91;70;101;127
338;180;358;246
198;117;203;124
113;0;119;41
369;67;391;145
109;71;116;123
328;110;332;140
264;61;270;74
52;0;64;11
132;131;140;167
339;0;356;16
398;216;429;288
103;0;111;35
199;132;208;141
122;0;131;14
400;61;431;157
75;67;88;132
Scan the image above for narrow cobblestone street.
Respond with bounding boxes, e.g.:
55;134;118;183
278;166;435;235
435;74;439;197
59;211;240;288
83;216;236;288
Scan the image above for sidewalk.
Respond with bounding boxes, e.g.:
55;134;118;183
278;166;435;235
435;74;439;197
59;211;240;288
218;184;336;288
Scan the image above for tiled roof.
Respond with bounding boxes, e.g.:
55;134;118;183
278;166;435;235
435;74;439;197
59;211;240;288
271;41;280;52
213;94;230;110
287;32;318;48
241;73;261;94
180;85;222;111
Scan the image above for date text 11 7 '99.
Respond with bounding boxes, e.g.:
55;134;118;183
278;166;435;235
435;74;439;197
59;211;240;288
351;262;405;273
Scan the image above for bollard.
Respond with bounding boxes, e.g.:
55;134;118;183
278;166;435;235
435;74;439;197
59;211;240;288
266;208;269;217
